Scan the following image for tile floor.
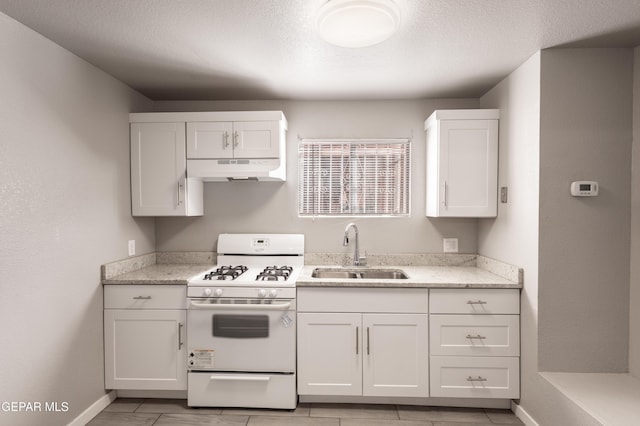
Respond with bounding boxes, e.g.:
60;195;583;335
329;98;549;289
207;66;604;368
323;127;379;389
88;399;524;426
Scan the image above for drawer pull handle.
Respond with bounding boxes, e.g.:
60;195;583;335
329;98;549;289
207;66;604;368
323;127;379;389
132;296;152;300
466;334;486;340
355;326;359;355
466;300;487;305
178;322;184;350
466;376;487;382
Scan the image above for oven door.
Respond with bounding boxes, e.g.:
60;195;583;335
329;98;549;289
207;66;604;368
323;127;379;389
187;299;296;373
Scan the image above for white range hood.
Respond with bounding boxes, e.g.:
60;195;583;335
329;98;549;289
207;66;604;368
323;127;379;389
187;157;285;181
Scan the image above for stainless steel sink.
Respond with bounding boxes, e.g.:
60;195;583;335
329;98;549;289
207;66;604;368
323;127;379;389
311;268;408;279
311;270;360;279
358;270;408;279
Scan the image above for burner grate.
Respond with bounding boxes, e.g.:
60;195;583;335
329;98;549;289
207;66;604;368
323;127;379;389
256;265;293;281
203;265;248;281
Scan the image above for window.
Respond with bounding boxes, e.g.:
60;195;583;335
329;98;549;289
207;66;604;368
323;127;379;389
298;139;410;216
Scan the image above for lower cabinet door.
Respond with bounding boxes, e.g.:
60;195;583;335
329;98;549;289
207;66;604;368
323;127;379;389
104;309;187;390
363;314;429;397
297;313;362;395
430;356;519;399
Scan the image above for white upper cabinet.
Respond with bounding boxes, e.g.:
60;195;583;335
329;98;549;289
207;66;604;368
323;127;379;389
130;122;203;217
187;120;280;159
425;109;499;217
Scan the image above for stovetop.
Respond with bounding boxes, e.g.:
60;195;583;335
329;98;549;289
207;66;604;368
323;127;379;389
187;234;305;296
190;264;301;287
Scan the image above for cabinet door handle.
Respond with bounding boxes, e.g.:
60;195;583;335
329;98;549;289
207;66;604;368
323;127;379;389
132;296;152;300
466;376;487;382
177;181;183;206
367;327;370;355
466;300;487;305
466;334;486;340
224;131;230;148
443;180;448;207
234;131;239;148
178;322;184;350
355;326;359;355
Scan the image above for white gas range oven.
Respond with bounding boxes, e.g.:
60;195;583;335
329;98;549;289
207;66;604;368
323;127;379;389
186;233;304;409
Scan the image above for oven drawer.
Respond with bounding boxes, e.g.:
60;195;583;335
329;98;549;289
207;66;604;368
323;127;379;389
430;356;519;399
104;285;186;309
429;289;519;314
430;314;520;357
188;372;297;409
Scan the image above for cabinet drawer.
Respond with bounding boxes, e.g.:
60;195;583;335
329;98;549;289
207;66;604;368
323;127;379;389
429;289;519;314
104;285;186;309
430;356;519;399
188;372;296;409
430;315;519;356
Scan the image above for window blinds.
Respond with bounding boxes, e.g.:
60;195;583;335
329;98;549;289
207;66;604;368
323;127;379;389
298;139;410;216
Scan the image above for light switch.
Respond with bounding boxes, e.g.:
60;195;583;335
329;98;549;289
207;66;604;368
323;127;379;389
128;240;136;256
501;187;508;203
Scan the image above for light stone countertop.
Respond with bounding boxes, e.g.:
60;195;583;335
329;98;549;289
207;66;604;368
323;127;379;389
101;252;522;288
101;263;213;285
297;265;521;288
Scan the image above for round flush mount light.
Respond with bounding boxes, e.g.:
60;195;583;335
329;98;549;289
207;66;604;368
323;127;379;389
317;0;401;48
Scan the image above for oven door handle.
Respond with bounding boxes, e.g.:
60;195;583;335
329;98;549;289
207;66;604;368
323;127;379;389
189;300;292;310
209;375;271;382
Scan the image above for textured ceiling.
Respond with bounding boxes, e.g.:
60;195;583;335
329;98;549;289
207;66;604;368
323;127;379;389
1;0;640;101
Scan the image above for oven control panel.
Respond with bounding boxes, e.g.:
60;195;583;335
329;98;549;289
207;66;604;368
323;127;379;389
252;238;270;248
187;287;296;299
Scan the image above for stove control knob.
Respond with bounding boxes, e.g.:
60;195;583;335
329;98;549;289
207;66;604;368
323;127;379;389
203;288;212;297
269;289;278;298
258;289;267;298
214;288;223;297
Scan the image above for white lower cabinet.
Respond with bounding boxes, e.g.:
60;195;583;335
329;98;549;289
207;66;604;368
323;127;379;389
429;289;520;399
104;285;187;390
297;288;429;398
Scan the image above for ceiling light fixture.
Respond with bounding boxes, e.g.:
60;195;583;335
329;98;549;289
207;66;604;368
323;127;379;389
317;0;401;48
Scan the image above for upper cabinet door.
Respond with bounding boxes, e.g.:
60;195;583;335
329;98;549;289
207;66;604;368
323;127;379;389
131;122;190;216
186;121;280;159
187;121;234;159
425;110;499;218
233;121;280;158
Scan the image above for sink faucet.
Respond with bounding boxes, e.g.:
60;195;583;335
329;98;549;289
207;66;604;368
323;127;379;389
343;223;367;266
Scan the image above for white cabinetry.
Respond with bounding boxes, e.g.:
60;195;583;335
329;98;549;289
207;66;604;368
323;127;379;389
104;285;187;390
425;109;499;217
187;120;281;159
297;288;428;397
130;122;203;216
429;289;520;399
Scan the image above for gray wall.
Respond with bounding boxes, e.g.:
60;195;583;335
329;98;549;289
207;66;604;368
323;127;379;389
631;46;640;378
153;99;480;255
0;12;154;426
538;48;633;373
478;48;635;425
479;51;546;421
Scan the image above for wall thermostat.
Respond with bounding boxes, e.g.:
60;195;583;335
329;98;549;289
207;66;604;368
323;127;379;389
570;181;599;197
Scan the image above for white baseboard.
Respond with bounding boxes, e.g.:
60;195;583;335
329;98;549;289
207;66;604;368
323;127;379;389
67;391;116;426
511;400;539;426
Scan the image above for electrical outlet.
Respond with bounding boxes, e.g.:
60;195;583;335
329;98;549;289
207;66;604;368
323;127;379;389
128;240;135;256
443;238;459;253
